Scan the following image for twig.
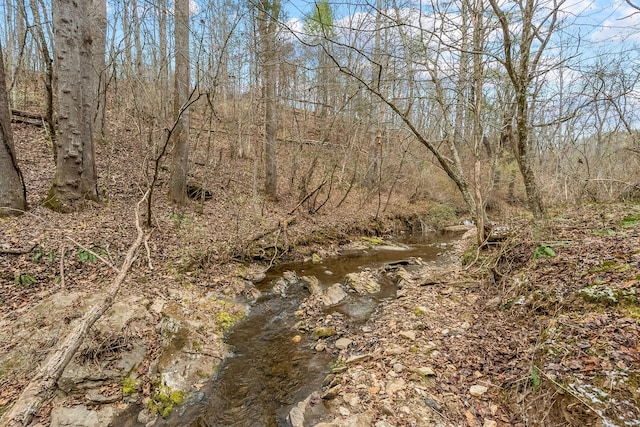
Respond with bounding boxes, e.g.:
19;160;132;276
144;233;154;270
288;181;326;215
535;366;607;422
65;237;118;272
264;228;281;272
59;246;66;289
0;242;38;255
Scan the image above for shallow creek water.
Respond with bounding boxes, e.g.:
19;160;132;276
154;234;453;426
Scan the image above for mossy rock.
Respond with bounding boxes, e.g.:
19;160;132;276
148;387;186;418
312;327;337;339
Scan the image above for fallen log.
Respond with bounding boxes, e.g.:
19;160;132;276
11;109;43;120
10;109;44;127
0;191;150;427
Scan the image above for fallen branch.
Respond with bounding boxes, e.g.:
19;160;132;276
0;242;38;255
247;216;296;244
66;236;118;272
0;190;150;427
535;366;606;423
288;181;326;215
11;109;44;120
59;245;66;289
11;109;44;127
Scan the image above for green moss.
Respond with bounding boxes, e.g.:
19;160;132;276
462;245;478;266
413;306;426;316
621;304;640;321
148;387;186;418
122;377;137;395
579;285;637;305
361;236;386;245
215;310;245;332
589;260;630;274
618;213;640;228
42;187;62;211
425;203;457;228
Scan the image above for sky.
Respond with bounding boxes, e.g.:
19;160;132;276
280;0;640;48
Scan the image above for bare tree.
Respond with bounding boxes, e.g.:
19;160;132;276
257;0;281;199
0;45;26;216
168;0;191;204
488;0;564;219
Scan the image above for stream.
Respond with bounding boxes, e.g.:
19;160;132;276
153;233;453;426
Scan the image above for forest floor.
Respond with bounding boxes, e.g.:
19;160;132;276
1;121;639;426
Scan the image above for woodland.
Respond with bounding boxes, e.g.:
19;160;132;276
1;0;640;426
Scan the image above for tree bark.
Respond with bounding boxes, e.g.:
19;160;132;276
168;0;190;205
90;0;107;142
0;46;26;216
45;0;99;212
258;0;280;199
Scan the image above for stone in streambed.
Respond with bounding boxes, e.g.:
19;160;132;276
335;338;352;350
313;327;337;339
322;284;347;306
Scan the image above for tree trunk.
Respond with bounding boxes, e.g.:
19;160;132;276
28;0;55;151
90;0;107;142
168;0;190;205
0;46;26;216
258;0;280;199
515;92;546;219
158;0;168;122
45;0;99;212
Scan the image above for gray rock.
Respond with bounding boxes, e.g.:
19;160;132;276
313;327;337;339
85;391;121;404
412;366;436;377
470;384;488;396
399;330;416;341
282;270;298;284
51;405;115;427
345;354;371;364
344;272;380;294
335;338;352;350
137;408;158;425
322;284;347;306
485;296;502;309
315;411;374;427
288;392;319;427
244;271;266;283
300;276;322;295
385;378;406;397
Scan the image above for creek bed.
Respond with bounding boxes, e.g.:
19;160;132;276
154;233;454;426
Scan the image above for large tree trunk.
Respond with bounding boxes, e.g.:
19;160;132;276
44;0;99;212
0;46;26;216
168;0;190;205
258;0;280;199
